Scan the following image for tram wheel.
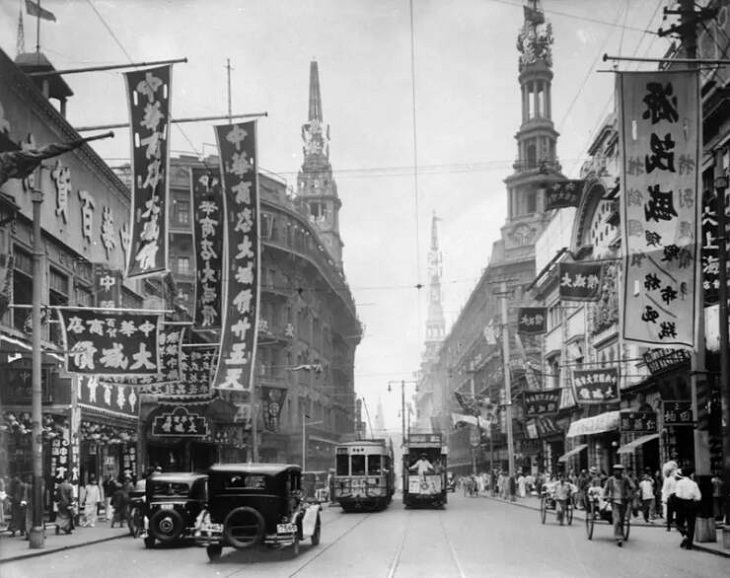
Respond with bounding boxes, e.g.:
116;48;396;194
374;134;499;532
585;502;595;540
540;496;547;524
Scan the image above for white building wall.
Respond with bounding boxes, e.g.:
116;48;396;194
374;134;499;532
534;208;576;274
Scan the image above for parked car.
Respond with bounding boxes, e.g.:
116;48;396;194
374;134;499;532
196;463;321;562
142;472;208;549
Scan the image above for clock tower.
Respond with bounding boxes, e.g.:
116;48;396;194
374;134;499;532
296;60;344;269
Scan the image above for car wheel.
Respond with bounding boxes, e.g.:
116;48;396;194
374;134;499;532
207;545;222;562
223;506;265;549
310;515;321;546
149;509;185;543
144;536;155;549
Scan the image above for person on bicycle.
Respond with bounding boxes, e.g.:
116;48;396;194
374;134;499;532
554;472;572;525
603;464;635;547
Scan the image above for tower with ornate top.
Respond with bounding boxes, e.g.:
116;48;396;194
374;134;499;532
424;212;445;361
296;60;344;268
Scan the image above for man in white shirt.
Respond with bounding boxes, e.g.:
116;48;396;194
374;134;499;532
661;466;679;531
674;468;702;550
638;473;654;523
409;454;434;478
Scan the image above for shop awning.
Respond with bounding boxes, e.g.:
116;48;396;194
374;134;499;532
616;433;660;455
566;411;621;438
557;443;588;463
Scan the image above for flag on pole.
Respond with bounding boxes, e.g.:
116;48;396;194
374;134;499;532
25;0;56;22
0;138;89;187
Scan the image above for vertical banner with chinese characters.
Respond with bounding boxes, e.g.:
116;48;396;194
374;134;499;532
211;122;260;399
558;262;603;301
158;325;185;382
124;66;172;279
619;70;701;348
93;265;122;308
191;167;224;330
261;386;287;432
59;309;160;376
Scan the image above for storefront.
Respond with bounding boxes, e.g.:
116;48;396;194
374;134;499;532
566;410;621;474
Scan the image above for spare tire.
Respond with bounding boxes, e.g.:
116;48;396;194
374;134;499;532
149;508;185;543
223;507;265;549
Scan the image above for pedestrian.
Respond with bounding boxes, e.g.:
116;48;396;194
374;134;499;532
55;474;75;535
8;474;24;537
661;464;679;532
109;480;128;528
674;468;702;550
638;472;654;523
81;474;103;527
653;469;663;519
21;474;33;540
102;474;115;522
554;472;572;526
711;470;724;523
603;464;635;547
517;471;526;498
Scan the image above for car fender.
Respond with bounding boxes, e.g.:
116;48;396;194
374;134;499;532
299;504;320;538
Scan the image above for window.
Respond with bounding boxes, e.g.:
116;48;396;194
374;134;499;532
175;200;190;226
351;455;366;476
367;455;382;475
336;454;349;476
75;285;93;307
11;249;32;333
176;256;190;275
49;268;69;345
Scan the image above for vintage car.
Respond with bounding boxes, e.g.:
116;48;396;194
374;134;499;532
142;472;208;549
195;463;321;562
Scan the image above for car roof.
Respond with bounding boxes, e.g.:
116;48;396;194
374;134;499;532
149;472;208;483
208;463;301;476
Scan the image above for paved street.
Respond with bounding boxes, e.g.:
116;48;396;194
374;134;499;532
1;494;727;578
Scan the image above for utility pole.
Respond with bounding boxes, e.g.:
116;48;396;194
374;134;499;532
499;282;515;479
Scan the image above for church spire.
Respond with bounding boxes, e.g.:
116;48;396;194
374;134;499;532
423;212;445;362
308;60;323;122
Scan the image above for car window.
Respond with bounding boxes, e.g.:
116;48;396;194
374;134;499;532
151;482;191;497
224;474;266;490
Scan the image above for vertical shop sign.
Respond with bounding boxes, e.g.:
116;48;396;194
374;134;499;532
124;66;172;279
93;265;122;308
619;70;701;347
191;167;224;330
211;122;260;407
158;325;185;382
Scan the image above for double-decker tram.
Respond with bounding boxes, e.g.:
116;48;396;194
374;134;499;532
333;439;395;512
402;433;448;508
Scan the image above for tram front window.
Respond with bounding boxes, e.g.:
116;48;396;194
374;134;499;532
351;455;366;476
336;454;349;476
368;455;382;475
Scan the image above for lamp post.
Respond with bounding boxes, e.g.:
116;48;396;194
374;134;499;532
388;380;417;445
301;412;323;471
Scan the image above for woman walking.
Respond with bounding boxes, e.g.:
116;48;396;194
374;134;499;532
55;475;75;535
81;474;103;527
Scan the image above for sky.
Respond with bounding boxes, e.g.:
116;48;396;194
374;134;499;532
0;0;672;434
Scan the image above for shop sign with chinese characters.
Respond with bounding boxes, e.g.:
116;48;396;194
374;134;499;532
620;411;657;433
158;325;185;382
642;347;691;375
211;122;260;397
558;262;603;301
78;376;140;417
619;70;701;347
124;65;172;279
93;265;122;308
59;309;160;376
523;389;561;417
663;400;695;426
545;180;583;211
192;167;224;330
151;406;209;437
572;367;619;404
517;307;547;334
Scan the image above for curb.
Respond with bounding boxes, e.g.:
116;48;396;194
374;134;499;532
484;495;730;559
0;532;128;564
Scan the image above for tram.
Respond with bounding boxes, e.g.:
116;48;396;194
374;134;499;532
402;433;448;508
333;438;395;512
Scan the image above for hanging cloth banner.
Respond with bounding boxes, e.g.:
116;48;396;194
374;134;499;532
545;180;583;211
523;389;561;417
211;121;260;395
525;416;560;439
124;65;172;279
78;376;139;417
191;167;224;330
59;308;161;376
0;253;14;318
619;70;701;348
517;307;546;334
158;325;185;382
177;344;218;398
558;262;603;301
572;367;619;404
261;386;287;432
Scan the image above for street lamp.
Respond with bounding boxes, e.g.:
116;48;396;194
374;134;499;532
388;380;417;444
302;412;323;471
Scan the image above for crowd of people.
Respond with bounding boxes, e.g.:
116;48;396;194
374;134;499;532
453;460;723;551
0;466;160;538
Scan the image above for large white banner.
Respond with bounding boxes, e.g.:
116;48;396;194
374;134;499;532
619;70;701;348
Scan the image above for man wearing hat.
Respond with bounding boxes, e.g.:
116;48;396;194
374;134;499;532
674;468;702;550
603;463;636;547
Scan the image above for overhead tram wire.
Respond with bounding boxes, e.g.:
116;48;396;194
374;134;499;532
409;0;423;345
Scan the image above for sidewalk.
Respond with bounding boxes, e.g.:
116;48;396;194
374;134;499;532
0;523;129;564
485;493;730;559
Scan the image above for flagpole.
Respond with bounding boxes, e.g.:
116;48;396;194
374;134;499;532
35;0;40;54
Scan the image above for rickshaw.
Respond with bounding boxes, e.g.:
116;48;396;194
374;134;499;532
584;491;630;541
539;481;575;525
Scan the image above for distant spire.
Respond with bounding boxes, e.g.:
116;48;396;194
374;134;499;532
17;0;25;56
431;211;440;251
308;60;323;122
